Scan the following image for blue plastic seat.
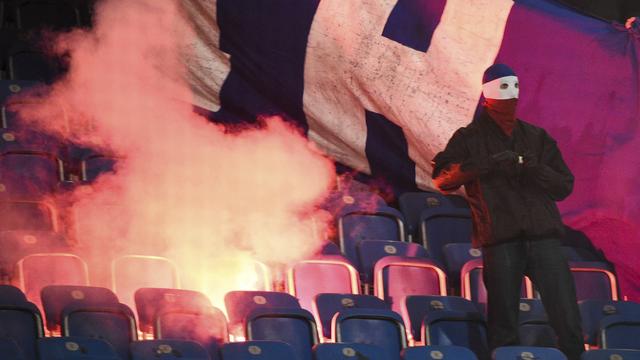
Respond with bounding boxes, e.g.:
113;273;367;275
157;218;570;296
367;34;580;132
569;262;619;301
38;337;119;360
356;239;428;284
286;256;361;311
441;242;482;285
61;302;137;360
224;290;300;337
492;346;567;360
421;310;489;360
599;314;640;349
581;349;640;360
402;295;481;344
0;151;64;198
579;299;640;346
402;345;478;360
246;307;319;360
338;204;406;264
518;298;556;347
0;285;44;360
135;288;213;333
41;285;119;332
0;337;26;360
398;191;460;241
131;340;210;360
222;341;296;360
374;256;447;314
0;201;57;232
313;342;385;360
332;308;407;360
313;293;389;339
155;305;228;356
419;207;472;266
12;0;81;31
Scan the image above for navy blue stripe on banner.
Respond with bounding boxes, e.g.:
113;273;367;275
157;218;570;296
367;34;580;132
210;0;321;130
382;0;447;52
365;110;417;193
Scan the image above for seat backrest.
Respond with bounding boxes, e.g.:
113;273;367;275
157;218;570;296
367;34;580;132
13;0;81;31
599;314;640;350
111;255;180;312
38;337;119;360
18;253;89;309
62;302;137;360
155;305;228;355
0;151;63;197
421;310;488;359
130;339;210;360
41;285;119;332
0;201;57;232
402;295;481;344
356;239;428;284
338;205;406;263
221;340;296;360
570;262;619;301
313;293;389;339
0;291;44;360
286;256;360;311
419;207;472;265
517;299;556;347
0;337;26;360
441;243;482;281
374;256;447;314
135;287;213;333
580;349;640;360
579;299;640;345
401;345;478;360
246;308;318;360
224;291;300;337
492;346;567;360
332;308;407;360
313;342;386;360
398;191;458;239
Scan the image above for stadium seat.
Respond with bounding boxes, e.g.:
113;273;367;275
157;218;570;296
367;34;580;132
6;44;63;83
581;349;640;360
518;298;556;347
332;308;407;359
0;151;64;198
38;337;119;360
0;285;44;360
402;345;478;360
0;231;68;274
0;337;26;360
61;302;138;360
492;346;567;360
579;299;640;346
338;204;406;263
398;191;460;242
224;290;300;338
17;253;89;309
155;304;228;356
222;340;296;360
561;246;600;262
246;307;319;360
419;207;472;265
313;342;385;360
134;287;213;333
442;242;482;285
81;154;118;182
401;295;482;345
569;262;619;301
41;285;120;332
599;314;640;350
373;256;447;314
312;293;389;340
356;239;428;284
421;310;489;360
460;258;534;312
111;255;180;311
286;256;360;311
131;340;210;360
0;200;58;231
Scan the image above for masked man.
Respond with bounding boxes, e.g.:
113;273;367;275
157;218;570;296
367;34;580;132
432;64;584;359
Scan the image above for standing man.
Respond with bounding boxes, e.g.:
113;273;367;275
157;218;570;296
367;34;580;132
431;64;584;359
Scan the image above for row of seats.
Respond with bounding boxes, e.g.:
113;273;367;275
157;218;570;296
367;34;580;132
2;284;639;360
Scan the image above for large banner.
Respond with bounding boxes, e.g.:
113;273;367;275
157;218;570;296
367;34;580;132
183;0;640;300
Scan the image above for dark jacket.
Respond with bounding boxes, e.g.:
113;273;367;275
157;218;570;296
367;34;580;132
432;111;574;248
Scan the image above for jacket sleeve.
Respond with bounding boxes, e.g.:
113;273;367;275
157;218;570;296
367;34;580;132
432;129;489;192
532;132;574;201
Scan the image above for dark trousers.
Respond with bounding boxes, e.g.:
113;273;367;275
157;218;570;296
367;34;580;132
482;238;585;360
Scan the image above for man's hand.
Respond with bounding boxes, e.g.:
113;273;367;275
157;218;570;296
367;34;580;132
523;152;541;176
490;150;522;177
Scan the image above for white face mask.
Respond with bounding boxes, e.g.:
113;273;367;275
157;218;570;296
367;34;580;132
482;75;519;100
